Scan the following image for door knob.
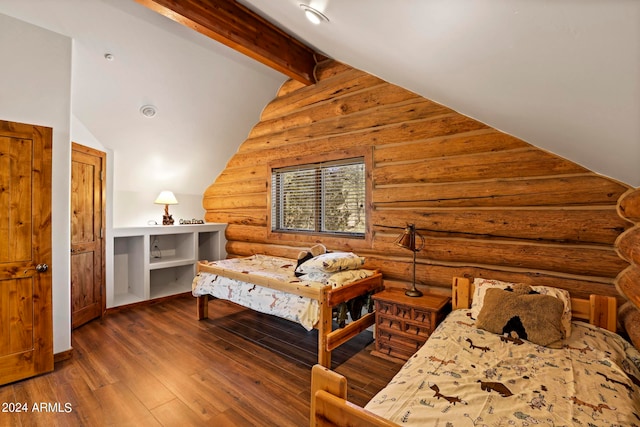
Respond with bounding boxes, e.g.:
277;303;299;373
23;264;49;275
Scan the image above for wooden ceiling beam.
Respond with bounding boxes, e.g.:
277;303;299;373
135;0;318;85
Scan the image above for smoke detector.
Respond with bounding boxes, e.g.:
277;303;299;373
140;105;157;118
300;4;329;24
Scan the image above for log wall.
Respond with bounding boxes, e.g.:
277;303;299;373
615;187;640;345
203;60;632;302
616;188;640;305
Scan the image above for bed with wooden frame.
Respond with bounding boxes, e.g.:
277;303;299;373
193;254;383;368
311;276;640;427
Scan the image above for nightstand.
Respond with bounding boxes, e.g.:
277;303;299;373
372;288;451;362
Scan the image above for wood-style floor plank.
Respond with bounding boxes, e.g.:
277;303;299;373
0;295;402;426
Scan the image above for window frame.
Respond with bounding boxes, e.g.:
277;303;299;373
267;148;372;244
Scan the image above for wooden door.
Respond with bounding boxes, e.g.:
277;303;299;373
0;120;53;385
70;143;105;329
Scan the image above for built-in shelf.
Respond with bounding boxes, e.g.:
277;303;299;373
110;223;226;308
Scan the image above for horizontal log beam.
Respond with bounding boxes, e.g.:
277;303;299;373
203;193;266;210
224;238;371;260
204;209;266;227
370;234;626;279
373;175;629;208
373;131;527;163
225;240;303;259
372;207;628;245
214;164;267;184
374;148;588;185
314;60;352;81
203;178;266;197
276;78;306;98
353;256;619;301
135;0;317;84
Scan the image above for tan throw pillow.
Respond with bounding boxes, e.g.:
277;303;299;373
476;286;565;347
471;278;572;338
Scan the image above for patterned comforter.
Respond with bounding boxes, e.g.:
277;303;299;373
191;255;375;330
365;309;640;426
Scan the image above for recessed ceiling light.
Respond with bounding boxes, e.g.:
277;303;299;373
299;4;329;24
140;105;157;118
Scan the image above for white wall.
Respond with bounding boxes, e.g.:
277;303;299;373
114;190;205;227
0;13;72;354
71;115;113;230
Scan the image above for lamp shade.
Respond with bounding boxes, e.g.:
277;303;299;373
154;191;178;205
394;224;423;252
395;227;416;251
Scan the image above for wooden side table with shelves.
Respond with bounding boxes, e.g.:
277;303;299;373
372;288;451;362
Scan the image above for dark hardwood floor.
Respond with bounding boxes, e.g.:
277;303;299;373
0;295;402;426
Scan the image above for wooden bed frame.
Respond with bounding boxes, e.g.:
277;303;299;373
310;276;619;427
195;260;384;368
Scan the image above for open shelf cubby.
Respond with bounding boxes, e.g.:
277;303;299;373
110;223;226;308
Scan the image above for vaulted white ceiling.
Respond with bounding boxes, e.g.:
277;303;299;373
0;0;285;196
1;0;638;190
240;0;640;187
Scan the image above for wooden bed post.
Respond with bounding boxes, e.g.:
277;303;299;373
310;364;347;427
196;295;209;320
318;287;332;368
310;364;399;427
451;276;471;310
590;294;617;332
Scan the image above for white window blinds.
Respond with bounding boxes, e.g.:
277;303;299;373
271;157;365;236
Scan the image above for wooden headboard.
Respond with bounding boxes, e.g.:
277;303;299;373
451;276;617;332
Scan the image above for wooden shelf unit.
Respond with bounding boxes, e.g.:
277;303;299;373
111;223;226;308
372;289;451;361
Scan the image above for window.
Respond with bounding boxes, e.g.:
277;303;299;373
271;157;366;237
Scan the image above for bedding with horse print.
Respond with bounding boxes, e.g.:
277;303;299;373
365;309;640;426
192;254;375;330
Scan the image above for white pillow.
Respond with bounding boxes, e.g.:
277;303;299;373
471;278;572;338
297;269;375;288
326;269;375;288
296;271;330;284
295;252;365;274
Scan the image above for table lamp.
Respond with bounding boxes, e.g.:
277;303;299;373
154;191;178;225
394;223;424;297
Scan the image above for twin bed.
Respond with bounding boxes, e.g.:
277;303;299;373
311;277;640;427
192;252;383;368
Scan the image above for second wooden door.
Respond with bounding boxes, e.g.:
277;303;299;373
71;143;105;329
